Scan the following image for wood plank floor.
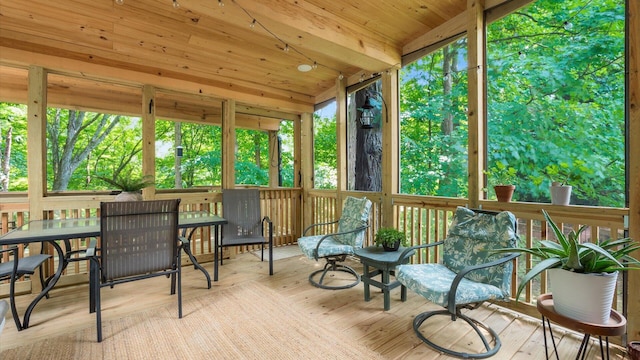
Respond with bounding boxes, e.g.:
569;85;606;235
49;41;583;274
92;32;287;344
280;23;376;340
0;247;631;359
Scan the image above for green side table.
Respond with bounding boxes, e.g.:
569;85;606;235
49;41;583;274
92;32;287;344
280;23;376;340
354;246;415;311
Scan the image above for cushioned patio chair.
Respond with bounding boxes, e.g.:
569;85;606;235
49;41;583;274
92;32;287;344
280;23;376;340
221;189;273;276
0;245;51;330
88;199;184;342
396;207;519;359
298;196;372;290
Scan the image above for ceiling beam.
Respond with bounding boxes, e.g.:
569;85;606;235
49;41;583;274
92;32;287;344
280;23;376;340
179;0;401;72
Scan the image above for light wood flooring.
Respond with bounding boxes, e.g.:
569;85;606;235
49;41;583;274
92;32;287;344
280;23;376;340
0;247;631;359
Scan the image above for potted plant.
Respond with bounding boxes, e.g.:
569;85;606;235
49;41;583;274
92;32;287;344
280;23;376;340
484;161;517;202
545;163;574;205
374;227;408;252
98;174;154;201
498;209;640;324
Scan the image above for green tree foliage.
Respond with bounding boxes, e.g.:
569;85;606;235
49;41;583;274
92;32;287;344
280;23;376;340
279;120;295;187
313;103;337;189
46;108;128;191
155;120;222;189
235;129;269;186
399;38;469;197
486;0;625;206
0;103;28;191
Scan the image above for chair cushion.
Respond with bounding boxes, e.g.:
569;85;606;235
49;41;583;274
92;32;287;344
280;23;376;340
298;235;355;259
396;263;508;307
443;207;517;295
333;196;371;247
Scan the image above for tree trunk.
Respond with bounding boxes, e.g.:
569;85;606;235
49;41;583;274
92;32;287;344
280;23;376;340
354;87;382;192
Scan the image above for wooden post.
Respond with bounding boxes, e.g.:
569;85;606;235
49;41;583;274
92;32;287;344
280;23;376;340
268;130;280;187
26;66;47;292
300;112;313;234
381;68;399;228
26;66;47;221
141;85;156;200
627;0;640;342
221;99;236;189
466;0;486;209
336;76;347;212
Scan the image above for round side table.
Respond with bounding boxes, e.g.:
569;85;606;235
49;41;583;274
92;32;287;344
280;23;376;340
536;293;626;360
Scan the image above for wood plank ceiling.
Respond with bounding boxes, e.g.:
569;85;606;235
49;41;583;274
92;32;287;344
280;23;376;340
0;0;466;114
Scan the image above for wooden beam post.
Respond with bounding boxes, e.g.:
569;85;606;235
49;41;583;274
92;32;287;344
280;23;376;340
26;65;47;292
221;99;236;189
381;68;399;228
26;66;46;220
466;0;486;209
300;112;313;234
627;0;640;342
268;130;279;187
336;76;348;206
141;85;155;200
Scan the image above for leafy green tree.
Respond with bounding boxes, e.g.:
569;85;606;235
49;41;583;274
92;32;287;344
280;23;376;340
46;109;122;190
486;0;625;206
399;38;469;197
0;103;28;191
313;103;337;189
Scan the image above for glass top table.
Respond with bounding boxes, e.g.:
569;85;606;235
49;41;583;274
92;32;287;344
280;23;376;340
0;211;226;329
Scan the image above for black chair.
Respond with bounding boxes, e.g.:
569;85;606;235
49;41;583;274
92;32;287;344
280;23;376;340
396;207;520;359
0;246;51;330
88;199;184;342
220;189;273;276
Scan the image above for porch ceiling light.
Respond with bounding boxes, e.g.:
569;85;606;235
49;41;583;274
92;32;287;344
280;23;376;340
297;64;312;72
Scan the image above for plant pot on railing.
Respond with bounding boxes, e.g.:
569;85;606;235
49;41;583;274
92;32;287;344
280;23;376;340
494;185;515;202
550;182;572;205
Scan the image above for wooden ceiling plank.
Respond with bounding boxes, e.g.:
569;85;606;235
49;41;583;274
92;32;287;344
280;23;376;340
0;6;114;50
0;45;314;114
177;0;400;71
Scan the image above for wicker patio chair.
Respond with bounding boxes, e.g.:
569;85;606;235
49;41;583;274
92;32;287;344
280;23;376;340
298;196;372;290
0;246;51;330
88;199;184;342
396;207;520;359
220;189;274;276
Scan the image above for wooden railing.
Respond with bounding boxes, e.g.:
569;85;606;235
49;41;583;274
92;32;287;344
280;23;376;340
1;189;631;322
0;188;302;294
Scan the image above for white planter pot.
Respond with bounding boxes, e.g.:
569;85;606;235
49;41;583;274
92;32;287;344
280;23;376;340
549;268;617;325
114;191;142;201
550;185;572;205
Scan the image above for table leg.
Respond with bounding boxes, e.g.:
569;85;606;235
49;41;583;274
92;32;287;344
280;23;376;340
363;263;370;302
214;224;219;282
577;334;590;360
542;316;560;360
22;240;65;329
382;268;390;311
182;228;211;289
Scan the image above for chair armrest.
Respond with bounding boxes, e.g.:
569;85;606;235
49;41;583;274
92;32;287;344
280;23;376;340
397;241;444;261
0;246;18;256
313;225;369;260
0;247;18;281
303;220;340;236
179;236;189;249
448;252;521;311
86;238;99;257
